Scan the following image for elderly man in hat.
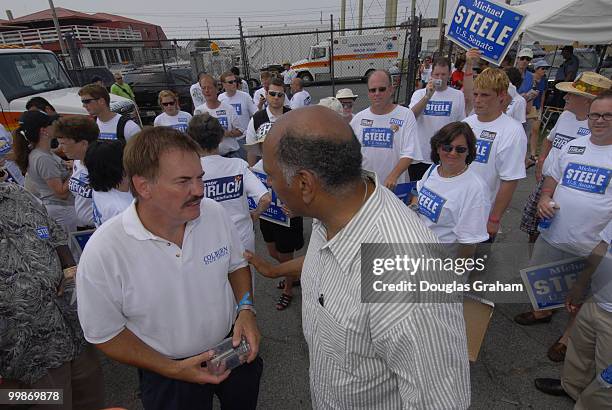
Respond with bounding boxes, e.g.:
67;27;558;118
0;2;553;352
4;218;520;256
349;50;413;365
515;73;612;363
335;88;358;122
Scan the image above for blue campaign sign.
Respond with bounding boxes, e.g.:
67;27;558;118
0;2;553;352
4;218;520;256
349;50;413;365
447;0;527;65
247;170;290;227
393;182;417;205
520;257;586;311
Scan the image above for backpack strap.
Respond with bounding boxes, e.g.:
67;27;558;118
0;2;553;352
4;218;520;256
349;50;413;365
116;115;130;143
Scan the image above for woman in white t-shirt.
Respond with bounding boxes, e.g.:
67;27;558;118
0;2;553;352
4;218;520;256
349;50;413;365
187;112;271;252
84;140;133;227
153;90;192;133
411;122;489;253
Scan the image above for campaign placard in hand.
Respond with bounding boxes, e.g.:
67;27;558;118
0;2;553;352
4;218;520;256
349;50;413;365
447;0;527;65
248;170;291;227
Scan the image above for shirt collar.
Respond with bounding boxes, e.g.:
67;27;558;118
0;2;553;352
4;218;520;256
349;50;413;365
318;172;383;272
122;200;200;242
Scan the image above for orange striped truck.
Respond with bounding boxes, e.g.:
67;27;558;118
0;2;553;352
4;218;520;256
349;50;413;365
291;32;403;83
0;47;140;131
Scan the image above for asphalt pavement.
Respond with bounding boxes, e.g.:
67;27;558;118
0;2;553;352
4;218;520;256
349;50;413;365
99;83;575;409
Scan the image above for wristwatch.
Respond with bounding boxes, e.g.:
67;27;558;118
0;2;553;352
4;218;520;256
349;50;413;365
237;304;257;317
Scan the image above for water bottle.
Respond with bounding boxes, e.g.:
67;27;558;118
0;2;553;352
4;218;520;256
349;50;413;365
598;365;612;389
538;201;559;230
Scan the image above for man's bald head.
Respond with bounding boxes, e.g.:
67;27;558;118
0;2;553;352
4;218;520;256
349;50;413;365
263;106;362;195
290;77;303;93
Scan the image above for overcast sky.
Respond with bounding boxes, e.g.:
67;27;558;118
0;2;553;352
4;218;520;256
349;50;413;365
0;0;536;38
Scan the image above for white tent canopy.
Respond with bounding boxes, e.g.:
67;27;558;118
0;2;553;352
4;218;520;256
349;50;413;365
514;0;612;45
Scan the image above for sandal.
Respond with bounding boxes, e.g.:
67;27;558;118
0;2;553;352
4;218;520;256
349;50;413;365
276;279;301;289
514;311;552;326
547;338;567;362
276;293;293;310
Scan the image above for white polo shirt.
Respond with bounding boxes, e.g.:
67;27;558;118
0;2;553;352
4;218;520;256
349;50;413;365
97;114;140;141
153;111;193;132
219;91;257;139
463;113;527;204
350;105;417;184
409;87;466;163
77;199;247;359
201;155;268;251
194;101;243;155
289;90;311;110
69;160;94;226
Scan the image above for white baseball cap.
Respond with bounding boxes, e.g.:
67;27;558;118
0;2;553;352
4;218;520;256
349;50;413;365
517;48;534;59
335;88;358;99
318;97;343;114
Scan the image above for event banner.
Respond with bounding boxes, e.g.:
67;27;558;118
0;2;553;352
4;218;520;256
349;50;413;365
446;0;527;65
248;170;291;227
520;257;586;311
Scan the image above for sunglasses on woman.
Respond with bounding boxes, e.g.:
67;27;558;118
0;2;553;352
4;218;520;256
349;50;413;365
440;144;468;154
161;101;176;107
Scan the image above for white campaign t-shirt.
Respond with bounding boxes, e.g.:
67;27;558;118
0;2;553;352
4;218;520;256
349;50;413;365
409;87;466;163
77;199;247;359
417;166;489;243
92;189;133;227
190;83;204;108
505;85;527;124
543;110;590;177
97;114;140;141
219;91;257;138
542;135;612;255
245;108;284;157
153;111;193;132
194;101;243;155
350;105;418;184
69;160;94;226
252;88;290;109
592;220;612;312
0;125;24;186
201;155;268;251
463;113;527;204
289;90;312;110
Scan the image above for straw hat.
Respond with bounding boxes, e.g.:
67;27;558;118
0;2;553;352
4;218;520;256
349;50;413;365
556;72;612;99
335;88;358;99
244;122;273;146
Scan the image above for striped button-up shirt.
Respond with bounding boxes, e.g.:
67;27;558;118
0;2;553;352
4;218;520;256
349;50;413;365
301;175;470;409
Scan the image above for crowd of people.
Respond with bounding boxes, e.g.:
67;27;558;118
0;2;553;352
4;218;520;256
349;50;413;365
1;44;611;410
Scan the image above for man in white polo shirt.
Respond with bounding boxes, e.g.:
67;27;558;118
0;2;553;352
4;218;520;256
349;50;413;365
350;69;418;189
76;127;262;410
462;67;527;241
194;74;244;158
409;57;466;180
289;78;311;110
219;71;258;160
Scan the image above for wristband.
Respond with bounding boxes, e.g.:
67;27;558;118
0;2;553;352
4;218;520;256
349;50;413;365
237;304;257;317
541;188;554;194
488;216;500;223
464;72;473;77
63;266;77;279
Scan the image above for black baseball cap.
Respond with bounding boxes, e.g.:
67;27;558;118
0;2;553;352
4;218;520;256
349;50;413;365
18;110;60;141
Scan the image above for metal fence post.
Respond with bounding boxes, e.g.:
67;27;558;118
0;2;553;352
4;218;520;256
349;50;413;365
330;14;335;95
396;24;410;104
238;18;251;86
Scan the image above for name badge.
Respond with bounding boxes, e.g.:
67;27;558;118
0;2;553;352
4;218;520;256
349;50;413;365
475;139;493;163
561;163;611;194
567;146;586;155
99;132;117;140
36;226;50;239
479;130;497;141
552;133;575;150
424;101;453;116
418;186;447;223
577;127;590;136
231;103;242;116
171;123;188;132
204;175;243;202
362;127;394;148
361;119;373;127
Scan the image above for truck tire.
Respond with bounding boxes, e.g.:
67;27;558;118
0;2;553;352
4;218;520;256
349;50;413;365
363;69;375;82
298;72;314;84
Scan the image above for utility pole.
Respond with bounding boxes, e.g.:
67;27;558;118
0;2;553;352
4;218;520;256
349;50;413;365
385;0;398;28
48;0;68;59
405;1;418;105
340;0;346;35
358;0;364;34
437;0;447;54
330;14;336;95
238;18;250;88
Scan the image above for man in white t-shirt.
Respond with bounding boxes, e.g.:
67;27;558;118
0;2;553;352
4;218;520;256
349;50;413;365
289;78;311;110
79;84;140;142
253;71;289;111
55;116;100;228
245;78;290;166
154;90;192;132
187;112;271;252
76;127;262;409
219;71;258;160
409;57;466;180
462;67;527;241
419;56;432;88
194;74;243;157
190;72;207;109
350;70;418;189
534;218;612;406
281;61;297;96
